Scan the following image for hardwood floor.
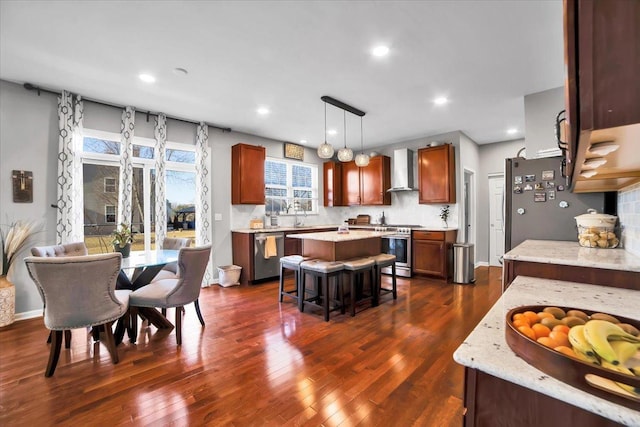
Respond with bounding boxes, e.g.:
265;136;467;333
0;267;503;426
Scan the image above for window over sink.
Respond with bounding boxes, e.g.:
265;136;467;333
265;158;318;215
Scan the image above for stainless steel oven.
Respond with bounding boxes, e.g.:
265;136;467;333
379;226;413;277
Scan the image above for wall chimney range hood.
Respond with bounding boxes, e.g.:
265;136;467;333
388;148;417;192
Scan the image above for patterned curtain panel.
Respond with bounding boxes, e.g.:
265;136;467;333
118;107;135;226
56;91;84;244
154;114;167;248
195;122;213;286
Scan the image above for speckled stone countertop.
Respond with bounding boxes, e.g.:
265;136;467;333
504;239;640;272
231;225;338;234
453;276;640;426
286;229;393;242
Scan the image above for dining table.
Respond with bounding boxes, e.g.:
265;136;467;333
114;249;179;341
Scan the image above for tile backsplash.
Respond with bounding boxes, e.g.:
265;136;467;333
618;182;640;257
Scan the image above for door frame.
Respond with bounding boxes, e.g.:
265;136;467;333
488;173;505;267
462;168;476;250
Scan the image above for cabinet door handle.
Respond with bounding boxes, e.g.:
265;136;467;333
555;110;568;150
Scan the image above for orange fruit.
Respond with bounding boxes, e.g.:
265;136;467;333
537;336;559;348
513;313;526;322
518;325;536;340
523;311;540;325
554;346;577;357
552;324;570;335
549;330;570;347
512;319;530;329
532;323;551;339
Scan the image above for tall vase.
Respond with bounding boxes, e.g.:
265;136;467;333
0;276;16;327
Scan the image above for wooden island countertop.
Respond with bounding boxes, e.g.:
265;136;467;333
287;230;393;261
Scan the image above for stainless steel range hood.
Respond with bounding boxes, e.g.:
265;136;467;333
387;148;418;192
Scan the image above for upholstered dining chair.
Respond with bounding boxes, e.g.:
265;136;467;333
24;253;131;377
128;245;211;346
30;241;89;346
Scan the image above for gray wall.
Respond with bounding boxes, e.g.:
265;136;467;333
524;86;564;157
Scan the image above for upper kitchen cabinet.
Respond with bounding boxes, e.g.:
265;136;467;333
342;156;391;206
418;144;456;204
564;0;640;192
323;161;344;206
232;143;265;205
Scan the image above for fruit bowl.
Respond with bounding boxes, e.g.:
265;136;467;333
505;305;640;410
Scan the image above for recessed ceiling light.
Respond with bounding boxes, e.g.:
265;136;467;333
300;140;307;144
580;170;598;178
434;97;448;105
173;67;188;76
327;129;337;136
257;107;270;115
507;128;518;135
139;73;156;83
371;45;390;57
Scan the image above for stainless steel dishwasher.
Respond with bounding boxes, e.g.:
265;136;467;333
253;232;284;280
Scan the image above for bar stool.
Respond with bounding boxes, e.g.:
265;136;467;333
299;260;344;321
370;253;397;300
342;257;377;316
278;255;311;304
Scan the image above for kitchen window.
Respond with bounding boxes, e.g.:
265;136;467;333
265;158;318;214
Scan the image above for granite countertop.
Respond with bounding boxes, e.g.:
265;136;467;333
453;276;640;426
232;224;339;234
286;229;394;242
503;240;640;272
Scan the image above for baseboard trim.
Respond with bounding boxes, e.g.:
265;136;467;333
15;310;43;321
476;261;490;267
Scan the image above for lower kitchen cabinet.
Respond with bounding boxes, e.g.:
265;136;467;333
232;232;254;285
412;230;457;280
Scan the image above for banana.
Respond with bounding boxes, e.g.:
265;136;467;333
610;340;640;364
601;361;640;396
568;325;596;357
573;348;600;364
583;320;640;365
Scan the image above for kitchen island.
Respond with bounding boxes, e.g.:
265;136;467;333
287;229;393;261
503;240;640;291
453;275;639;426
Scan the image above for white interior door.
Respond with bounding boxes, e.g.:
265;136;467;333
489;175;505;266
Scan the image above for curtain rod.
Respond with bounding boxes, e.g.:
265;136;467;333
22;82;232;132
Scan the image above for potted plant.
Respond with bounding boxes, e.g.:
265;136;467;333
1;219;40;327
439;205;450;229
111;223;134;258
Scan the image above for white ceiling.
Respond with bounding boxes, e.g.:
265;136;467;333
0;1;564;149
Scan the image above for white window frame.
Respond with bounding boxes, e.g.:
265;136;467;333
80;129;196;251
265;157;318;215
104;177;116;193
105;205;116;223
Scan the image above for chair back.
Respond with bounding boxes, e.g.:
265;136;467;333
161;238;191;273
162;237;191;250
31;242;88;257
165;245;211;306
24;253;126;330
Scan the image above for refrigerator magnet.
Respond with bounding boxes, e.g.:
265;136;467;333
542;170;555;180
548;190;556;200
514;175;523;184
524;174;536;182
534;192;547;202
557;184;565;191
523;184;533;191
534;183;544;190
513;185;522;194
545;181;555;188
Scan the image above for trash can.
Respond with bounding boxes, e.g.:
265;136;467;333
453;243;475;284
217;265;242;287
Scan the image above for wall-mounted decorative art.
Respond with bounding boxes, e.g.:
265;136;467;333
12;170;33;203
284;143;304;161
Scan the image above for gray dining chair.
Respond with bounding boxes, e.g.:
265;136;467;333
160;237;192;274
129;245;211;345
24;253;131;377
30;241;89;346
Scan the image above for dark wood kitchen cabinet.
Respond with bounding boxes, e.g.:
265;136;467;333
563;0;640;192
232;143;265;205
418;144;456;204
323;161;344;206
412;229;456;280
341;156;391;206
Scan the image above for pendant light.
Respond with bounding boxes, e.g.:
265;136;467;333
354;116;370;167
317;101;334;159
337;110;353;162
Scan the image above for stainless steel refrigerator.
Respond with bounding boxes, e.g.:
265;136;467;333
504;156;610;252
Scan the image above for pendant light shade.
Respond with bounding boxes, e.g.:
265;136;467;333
337;110;353;162
354;116;370;167
317;101;334;159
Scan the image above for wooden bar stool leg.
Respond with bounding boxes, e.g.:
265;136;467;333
278;263;285;302
323;276;330;322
